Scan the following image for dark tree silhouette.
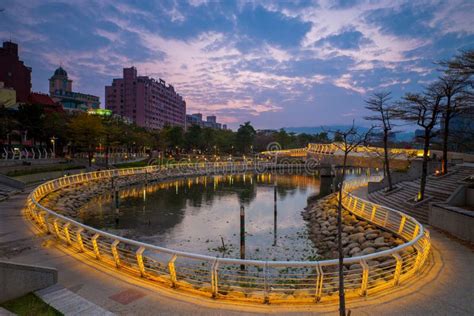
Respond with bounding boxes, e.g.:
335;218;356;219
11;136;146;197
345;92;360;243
327;122;374;316
364;91;396;191
396;83;444;201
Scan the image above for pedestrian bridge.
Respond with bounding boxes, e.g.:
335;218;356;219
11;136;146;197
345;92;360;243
261;143;425;160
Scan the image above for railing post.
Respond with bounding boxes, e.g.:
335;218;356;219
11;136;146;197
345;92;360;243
412;224;420;240
53;219;61;238
359;202;365;215
263;262;269;304
359;259;369;296
91;234;101;259
76;228;85;252
211;259;219;298
398;216;406;235
111;240;120;268
383;211;389;227
168;255;178;287
413;244;424;273
392;253;403;285
371;205;377;222
136;246;146;277
315;264;324;302
63;223;72;245
38;211;48;232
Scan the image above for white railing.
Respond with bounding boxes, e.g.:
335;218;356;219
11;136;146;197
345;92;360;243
25;163;430;304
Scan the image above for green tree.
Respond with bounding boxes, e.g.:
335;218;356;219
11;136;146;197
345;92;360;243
42;111;69;156
333;132;343;142
214;129;235;153
275;129;292;149
160;125;184;154
235;122;256;154
0;103;18;145
184;125;203;151
16;103;45;145
68;113;104;167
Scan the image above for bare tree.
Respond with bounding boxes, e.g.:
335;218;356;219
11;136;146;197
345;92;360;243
364;91;396;191
327;122;374;316
437;74;471;174
396;84;444;201
442;49;474;77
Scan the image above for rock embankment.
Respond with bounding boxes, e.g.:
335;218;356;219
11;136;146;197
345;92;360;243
302;194;405;260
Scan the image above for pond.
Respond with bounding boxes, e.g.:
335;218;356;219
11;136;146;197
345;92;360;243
78;169;372;261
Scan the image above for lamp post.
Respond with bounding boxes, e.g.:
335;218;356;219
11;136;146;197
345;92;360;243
50;136;57;158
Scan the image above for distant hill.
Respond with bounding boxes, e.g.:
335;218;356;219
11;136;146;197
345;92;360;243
283;125;370;136
283;126;414;142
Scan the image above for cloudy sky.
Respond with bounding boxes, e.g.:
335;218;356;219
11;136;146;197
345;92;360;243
1;0;473;129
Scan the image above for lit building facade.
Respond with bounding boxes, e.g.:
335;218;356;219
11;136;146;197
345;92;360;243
0;82;16;108
105;67;186;129
49;67;100;111
0;41;31;103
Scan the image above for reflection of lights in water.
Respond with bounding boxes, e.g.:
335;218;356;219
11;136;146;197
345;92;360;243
77;169;375;260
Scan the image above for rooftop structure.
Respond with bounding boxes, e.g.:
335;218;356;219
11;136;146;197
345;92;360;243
49;67;100;111
0;41;31;102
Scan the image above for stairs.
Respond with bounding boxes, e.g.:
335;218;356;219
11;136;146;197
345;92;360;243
368;165;474;224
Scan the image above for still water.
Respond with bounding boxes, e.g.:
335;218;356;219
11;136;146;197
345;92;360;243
78;170;370;261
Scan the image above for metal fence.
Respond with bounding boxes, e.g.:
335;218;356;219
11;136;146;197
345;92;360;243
25;163;430;304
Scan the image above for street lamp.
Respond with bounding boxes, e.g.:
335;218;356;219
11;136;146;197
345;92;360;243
50;136;57;158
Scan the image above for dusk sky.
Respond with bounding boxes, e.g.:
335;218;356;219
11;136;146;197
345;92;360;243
1;0;473;130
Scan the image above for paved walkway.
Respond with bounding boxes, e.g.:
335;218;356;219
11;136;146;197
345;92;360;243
0;191;473;315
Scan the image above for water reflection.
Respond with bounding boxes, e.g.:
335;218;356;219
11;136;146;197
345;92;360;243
78;170;370;261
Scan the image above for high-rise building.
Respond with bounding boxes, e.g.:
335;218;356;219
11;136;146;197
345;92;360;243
0;41;31;103
186;113;223;130
105;67;186;129
49;67;100;111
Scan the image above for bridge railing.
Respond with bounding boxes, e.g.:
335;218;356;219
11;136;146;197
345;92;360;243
25;163;430;304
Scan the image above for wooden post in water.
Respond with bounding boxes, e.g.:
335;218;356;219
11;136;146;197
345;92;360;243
273;180;277;246
240;205;245;270
114;184;119;210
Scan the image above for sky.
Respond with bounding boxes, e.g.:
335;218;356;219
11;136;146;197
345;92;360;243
1;0;473;130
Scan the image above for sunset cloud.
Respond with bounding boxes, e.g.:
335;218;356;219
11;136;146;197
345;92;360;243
0;0;472;129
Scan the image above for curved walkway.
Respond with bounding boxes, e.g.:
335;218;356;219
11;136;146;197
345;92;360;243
0;191;473;315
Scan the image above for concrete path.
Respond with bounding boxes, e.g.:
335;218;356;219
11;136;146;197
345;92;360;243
0;191;473;315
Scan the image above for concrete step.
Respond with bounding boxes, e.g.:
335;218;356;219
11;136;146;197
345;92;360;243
35;284;115;316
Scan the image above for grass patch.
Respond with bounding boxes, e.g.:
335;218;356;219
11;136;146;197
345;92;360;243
1;293;63;316
6;165;85;177
114;159;150;169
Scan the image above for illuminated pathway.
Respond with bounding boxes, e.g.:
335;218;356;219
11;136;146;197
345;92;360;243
1;191;473;315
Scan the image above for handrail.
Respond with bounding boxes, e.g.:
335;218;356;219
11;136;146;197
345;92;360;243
25;162;430;303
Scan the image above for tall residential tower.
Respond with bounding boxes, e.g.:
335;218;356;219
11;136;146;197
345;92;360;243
105;67;186;129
